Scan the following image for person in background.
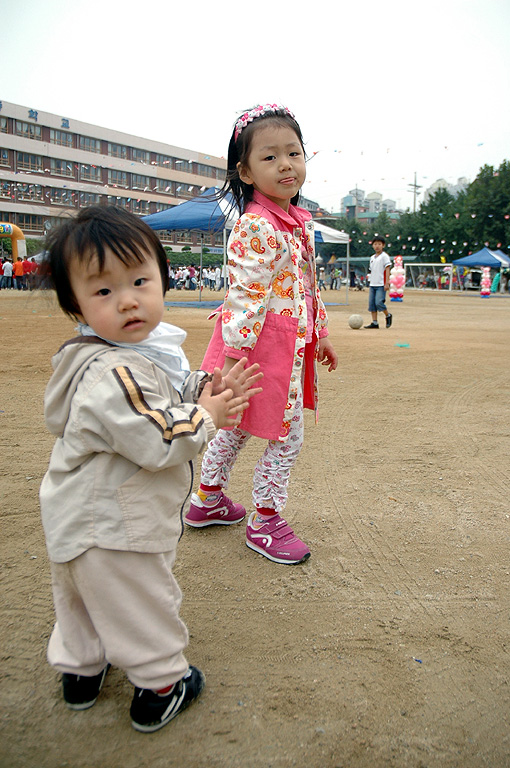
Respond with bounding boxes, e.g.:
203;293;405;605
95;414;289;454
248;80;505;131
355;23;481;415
2;259;13;289
364;236;392;329
214;265;221;291
13;257;25;290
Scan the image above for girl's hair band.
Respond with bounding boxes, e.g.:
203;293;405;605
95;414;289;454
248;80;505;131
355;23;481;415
234;104;295;142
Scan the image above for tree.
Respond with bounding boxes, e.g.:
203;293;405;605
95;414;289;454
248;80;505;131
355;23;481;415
463;161;510;249
371;211;393;239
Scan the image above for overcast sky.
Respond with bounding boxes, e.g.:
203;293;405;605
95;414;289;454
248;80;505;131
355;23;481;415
2;0;509;211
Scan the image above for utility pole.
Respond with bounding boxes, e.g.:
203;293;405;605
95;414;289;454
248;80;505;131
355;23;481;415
408;172;422;213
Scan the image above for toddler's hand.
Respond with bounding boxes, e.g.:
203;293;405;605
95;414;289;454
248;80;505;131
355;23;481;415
211;357;263;400
198;381;248;429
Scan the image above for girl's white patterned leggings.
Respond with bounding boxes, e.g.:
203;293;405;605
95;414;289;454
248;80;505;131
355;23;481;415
199;395;304;513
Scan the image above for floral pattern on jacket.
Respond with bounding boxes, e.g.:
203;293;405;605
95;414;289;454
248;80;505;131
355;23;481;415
217;192;329;440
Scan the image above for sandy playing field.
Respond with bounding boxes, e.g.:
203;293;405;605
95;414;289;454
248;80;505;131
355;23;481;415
1;286;509;768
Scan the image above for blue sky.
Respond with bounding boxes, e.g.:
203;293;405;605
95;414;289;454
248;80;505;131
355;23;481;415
2;0;509;211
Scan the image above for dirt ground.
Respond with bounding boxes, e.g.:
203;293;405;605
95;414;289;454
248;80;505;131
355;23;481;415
1;285;509;768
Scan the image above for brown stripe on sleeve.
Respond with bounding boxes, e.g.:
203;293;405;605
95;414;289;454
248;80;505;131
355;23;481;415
113;366;204;443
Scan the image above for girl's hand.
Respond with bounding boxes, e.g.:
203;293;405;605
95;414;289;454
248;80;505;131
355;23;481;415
198;381;248;429
317;338;338;372
211;357;263;400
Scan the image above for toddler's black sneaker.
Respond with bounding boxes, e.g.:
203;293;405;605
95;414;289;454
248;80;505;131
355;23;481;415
62;664;111;710
386;313;393;328
130;666;205;733
364;322;379;329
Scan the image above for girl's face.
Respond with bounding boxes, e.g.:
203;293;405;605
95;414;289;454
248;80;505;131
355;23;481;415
238;123;306;212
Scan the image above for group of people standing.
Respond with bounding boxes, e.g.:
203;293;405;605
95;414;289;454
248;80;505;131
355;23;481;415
0;255;39;290
168;264;226;291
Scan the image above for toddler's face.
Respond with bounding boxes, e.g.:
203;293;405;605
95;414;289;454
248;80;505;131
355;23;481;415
69;246;165;343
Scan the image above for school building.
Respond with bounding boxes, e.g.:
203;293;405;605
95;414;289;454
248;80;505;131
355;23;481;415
0;100;320;254
0;100;231;251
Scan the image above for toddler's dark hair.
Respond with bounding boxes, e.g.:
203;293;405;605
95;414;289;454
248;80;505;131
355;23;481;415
43;205;169;319
219;107;306;214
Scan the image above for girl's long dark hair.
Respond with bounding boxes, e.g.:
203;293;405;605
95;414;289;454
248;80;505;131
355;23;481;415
217;107;306;215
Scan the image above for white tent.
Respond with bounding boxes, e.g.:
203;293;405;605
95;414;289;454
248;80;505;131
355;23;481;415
313;220;351;304
313;221;350;244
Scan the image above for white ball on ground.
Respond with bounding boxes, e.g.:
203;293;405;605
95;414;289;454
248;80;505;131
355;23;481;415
348;314;364;329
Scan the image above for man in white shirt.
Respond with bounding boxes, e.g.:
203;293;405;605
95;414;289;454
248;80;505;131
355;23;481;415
365;236;392;329
2;259;13;289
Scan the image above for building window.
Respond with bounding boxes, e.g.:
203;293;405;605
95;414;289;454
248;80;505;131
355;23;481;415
155;154;174;168
174;158;192;170
17;214;44;232
154;179;174;194
132;174;150;190
216;168;226;181
79;192;102;206
0;117;7;134
80;163;102;182
50;158;75;177
50;188;75;206
176;184;199;199
17;152;43;172
107;195;131;209
176;232;193;244
0;181;12;199
50;129;73;148
15;120;42;140
0;148;10;166
155;202;172;212
17;184;43;202
79;135;101;153
132;149;150;165
108;170;128;187
197;163;215;178
132;199;149;215
108;142;127;159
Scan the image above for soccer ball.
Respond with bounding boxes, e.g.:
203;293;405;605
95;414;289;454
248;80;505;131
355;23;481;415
348;314;364;330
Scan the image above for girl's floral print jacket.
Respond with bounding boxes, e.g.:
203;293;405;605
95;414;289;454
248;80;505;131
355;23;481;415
202;191;330;442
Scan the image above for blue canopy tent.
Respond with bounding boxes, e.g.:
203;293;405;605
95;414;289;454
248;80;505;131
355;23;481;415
143;187;238;301
452;248;510;293
452;247;510;268
143;187;238;234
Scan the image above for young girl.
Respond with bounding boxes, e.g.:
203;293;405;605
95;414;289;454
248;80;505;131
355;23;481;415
185;104;338;564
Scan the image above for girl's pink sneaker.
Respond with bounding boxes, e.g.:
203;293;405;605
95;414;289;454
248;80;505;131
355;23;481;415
185;492;246;527
245;512;310;564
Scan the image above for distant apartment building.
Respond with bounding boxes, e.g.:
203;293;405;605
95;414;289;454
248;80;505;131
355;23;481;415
341;187;398;220
423;177;469;203
0;100;230;250
299;196;320;214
